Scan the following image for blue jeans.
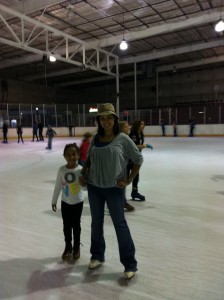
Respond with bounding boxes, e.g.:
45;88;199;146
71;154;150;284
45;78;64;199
87;184;137;272
47;136;53;149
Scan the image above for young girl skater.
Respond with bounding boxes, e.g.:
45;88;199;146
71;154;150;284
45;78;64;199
51;143;86;261
78;132;92;166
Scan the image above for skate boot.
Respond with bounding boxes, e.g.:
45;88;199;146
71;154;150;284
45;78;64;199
73;243;80;260
124;202;135;211
62;243;72;261
131;190;145;201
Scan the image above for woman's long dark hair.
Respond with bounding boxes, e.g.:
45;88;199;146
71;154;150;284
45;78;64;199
130;119;145;140
130;119;143;133
96;115;120;137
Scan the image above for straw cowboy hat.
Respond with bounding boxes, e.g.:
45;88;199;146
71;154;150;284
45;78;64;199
96;103;117;117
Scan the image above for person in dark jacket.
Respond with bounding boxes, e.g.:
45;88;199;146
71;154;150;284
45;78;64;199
129;119;153;201
189;118;195;137
38;121;44;141
160;119;166;136
32;121;39;142
2;121;8;143
16;123;24;143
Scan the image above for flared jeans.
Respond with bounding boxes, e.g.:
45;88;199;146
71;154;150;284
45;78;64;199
87;184;137;272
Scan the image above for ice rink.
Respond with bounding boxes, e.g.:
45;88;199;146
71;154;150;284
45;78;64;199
0;136;224;300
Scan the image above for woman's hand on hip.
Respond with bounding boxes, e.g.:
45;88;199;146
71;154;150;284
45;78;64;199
116;179;129;188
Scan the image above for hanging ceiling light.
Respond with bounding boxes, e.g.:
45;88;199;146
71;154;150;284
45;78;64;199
49;54;56;62
215;19;224;32
49;32;56;62
120;39;128;50
119;11;128;50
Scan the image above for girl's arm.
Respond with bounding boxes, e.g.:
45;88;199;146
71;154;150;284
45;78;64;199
51;169;62;211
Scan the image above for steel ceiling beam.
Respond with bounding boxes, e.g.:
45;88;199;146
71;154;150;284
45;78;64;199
49;54;224;88
157;55;224;73
22;39;224;82
10;1;222;50
119;39;224;65
91;9;224;49
0;5;223;71
0;3;118;77
0;2;223;82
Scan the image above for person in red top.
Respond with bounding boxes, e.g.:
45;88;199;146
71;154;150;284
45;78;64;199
78;132;93;166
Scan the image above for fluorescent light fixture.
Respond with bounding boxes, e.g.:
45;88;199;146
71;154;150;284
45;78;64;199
119;39;128;50
215;19;224;32
49;54;56;62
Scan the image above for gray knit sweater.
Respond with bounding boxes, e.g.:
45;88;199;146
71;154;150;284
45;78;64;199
87;132;143;188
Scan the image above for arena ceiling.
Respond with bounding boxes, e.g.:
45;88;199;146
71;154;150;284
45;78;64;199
0;0;224;90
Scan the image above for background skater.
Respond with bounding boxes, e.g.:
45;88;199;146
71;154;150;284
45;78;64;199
46;125;57;150
129;119;153;201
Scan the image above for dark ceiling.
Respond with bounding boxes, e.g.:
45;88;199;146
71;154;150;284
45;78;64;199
0;0;224;90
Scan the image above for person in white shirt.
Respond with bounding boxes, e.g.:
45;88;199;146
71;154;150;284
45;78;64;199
51;143;86;261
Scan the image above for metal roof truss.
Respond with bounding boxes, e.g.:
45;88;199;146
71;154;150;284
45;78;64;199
0;4;118;77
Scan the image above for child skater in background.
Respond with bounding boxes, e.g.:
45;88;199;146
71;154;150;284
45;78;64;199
78;132;92;166
46;125;57;150
51;143;86;262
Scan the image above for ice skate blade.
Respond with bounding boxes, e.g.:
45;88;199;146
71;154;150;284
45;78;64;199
131;198;145;201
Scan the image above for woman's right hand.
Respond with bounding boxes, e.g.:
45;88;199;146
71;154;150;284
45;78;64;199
116;178;129;188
